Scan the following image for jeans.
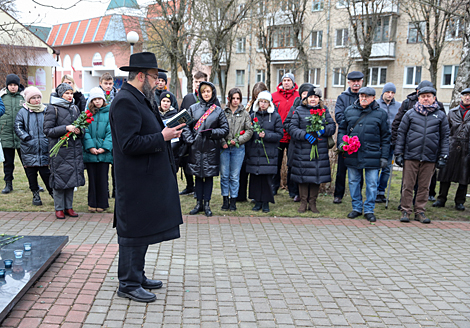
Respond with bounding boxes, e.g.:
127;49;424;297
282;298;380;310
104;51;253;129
220;144;245;198
348;167;379;214
377;147;394;195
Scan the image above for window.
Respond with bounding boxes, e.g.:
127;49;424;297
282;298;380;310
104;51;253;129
257;35;265;50
277;68;295;84
442;65;459;86
404;66;422;87
446;18;464;40
256;69;266;83
213;70;226;85
336;0;347;8
272;26;295;48
373;17;390;43
312;0;324;11
236;38;246;53
257;1;265;15
236;70;245;86
407;22;424;43
309;68;321;85
335;29;348;47
280;0;295;11
333;68;346;87
368;67;387;86
310;30;323;48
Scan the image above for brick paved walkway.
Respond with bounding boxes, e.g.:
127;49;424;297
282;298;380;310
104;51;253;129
1;212;469;327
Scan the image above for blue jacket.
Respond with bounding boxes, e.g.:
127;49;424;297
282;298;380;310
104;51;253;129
334;87;359;125
0;97;4;117
337;100;391;169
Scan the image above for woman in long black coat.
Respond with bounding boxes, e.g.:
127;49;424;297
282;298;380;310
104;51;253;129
43;83;85;219
61;75;86;112
182;82;229;217
289;87;335;214
246;91;283;213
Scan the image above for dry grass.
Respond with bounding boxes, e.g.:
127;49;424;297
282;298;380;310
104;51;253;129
1;156;469;222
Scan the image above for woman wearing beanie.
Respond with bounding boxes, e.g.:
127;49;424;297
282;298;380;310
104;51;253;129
182;81;229;217
82;87;113;213
289;87;335;213
158;91;182;167
44;83;85;219
245;91;283;213
61;75;86;112
14;87;53;205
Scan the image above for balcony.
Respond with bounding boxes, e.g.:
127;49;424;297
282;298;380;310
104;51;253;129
349;42;396;61
349;0;399;15
271;48;299;63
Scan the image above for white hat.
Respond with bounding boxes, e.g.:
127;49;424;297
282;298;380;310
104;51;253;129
253;91;275;113
88;87;106;103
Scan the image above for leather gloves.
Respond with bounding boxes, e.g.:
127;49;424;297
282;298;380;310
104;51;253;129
436;156;447;169
201;129;212;138
304;133;317;145
380;158;388;169
395;154;404;167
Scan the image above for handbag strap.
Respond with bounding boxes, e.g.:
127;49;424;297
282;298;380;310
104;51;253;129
349;112;367;134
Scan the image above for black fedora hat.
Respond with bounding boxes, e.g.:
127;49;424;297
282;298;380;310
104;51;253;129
120;52;168;72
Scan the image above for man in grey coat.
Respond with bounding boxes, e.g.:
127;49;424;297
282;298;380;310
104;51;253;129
376;82;401;203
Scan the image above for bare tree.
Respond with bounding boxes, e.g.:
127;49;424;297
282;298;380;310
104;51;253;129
401;0;467;87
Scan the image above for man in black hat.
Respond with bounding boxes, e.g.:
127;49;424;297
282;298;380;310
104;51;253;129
109;52;185;302
395;87;449;224
433;87;470;211
333;71;364;204
153;72;178;111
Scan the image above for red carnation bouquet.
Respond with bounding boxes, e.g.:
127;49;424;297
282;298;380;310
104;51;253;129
105;90;111;103
305;107;327;160
252;117;270;163
50;109;94;157
338;135;361;155
234;130;245;148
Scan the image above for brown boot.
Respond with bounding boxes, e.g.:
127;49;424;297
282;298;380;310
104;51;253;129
309;184;320;213
298;183;309;213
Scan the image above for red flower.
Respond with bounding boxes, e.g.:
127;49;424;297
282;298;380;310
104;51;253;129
90;117;94;121
86;118;92;124
65;132;71;137
85;110;91;114
106;91;110;95
86;111;92;117
253;117;258;123
310;109;314;115
240;130;245;135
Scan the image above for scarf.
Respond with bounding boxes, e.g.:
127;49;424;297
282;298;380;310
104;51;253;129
414;101;439;116
460;101;470;120
194;104;216;131
23;102;46;113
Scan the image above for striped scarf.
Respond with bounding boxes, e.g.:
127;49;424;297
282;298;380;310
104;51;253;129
194;104;216;131
414;101;439;116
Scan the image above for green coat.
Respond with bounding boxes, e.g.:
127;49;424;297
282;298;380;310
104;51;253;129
82;105;113;163
0;88;25;148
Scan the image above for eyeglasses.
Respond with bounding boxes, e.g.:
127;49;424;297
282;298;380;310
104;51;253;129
144;73;159;80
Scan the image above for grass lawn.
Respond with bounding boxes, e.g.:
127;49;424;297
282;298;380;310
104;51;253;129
1;156;469;222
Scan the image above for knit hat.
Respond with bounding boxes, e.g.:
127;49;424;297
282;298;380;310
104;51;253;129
6;74;20;86
382;82;396;94
358;87;376;96
306;86;322;99
158;72;168;84
24;86;42;103
299;83;314;96
56;83;73;98
253;91;275;114
417;80;433;90
88;87;106;102
159;91;172;107
417;86;436;96
281;73;295;85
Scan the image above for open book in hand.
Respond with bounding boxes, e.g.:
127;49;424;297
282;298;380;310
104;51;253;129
165;109;194;129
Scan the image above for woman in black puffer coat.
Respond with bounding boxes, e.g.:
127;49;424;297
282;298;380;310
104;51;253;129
289;87;335;214
182;82;229;217
44;83;85;220
246;91;283;213
61;75;86;112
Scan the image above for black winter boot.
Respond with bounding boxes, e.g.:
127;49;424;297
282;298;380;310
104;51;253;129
204;200;212;217
32;190;42;206
262;202;270;213
2;181;13;194
229;198;237;211
221;196;229;211
190;200;203;215
252;202;262;211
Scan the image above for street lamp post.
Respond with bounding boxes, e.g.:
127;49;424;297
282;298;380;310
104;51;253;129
127;31;139;55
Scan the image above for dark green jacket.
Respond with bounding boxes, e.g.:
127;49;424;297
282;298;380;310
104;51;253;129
0;87;25;148
82;104;113;163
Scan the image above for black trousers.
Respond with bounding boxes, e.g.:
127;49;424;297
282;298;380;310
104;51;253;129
273;142;295;194
237;161;249;201
181;156;194;189
111;164;116;197
429;171;437;197
195;177;213;201
438;181;468;205
86;162;110;209
2;148;22;181
25;166;52;193
118;244;149;292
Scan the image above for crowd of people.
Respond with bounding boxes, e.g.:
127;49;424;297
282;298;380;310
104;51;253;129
1;65;469;224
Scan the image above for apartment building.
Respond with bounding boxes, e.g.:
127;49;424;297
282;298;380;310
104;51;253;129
214;0;464;105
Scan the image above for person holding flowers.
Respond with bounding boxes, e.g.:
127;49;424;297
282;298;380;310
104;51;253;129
82;87;113;213
245;91;283;213
44;83;85;219
220;88;253;211
337;87;390;223
289;87;335;213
